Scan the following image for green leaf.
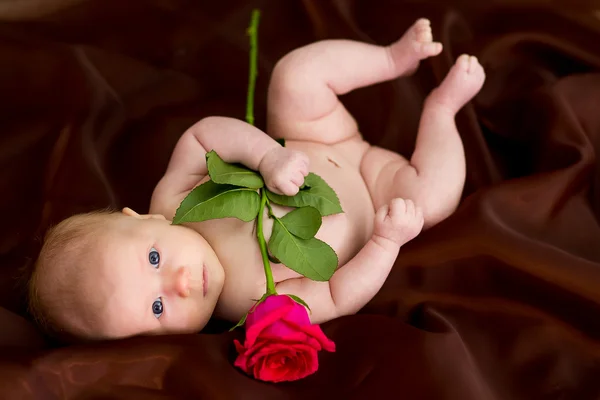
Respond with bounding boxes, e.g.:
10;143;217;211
278;206;321;239
206;150;264;189
229;312;248;331
266;173;342;216
268;218;338;281
173;180;260;224
286;294;311;312
275;138;286;147
267;253;281;264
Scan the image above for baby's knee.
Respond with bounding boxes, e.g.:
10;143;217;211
270;41;332;84
270;48;303;82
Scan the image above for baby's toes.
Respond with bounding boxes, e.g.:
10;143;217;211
414;19;433;42
412;18;430;32
466;55;485;77
410;18;443;57
412;40;442;58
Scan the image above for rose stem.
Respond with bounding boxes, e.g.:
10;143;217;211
257;190;276;295
245;9;276;296
245;9;260;126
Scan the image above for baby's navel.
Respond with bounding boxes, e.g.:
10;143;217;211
326;157;340;168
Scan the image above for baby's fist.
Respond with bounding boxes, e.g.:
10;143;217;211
259;146;309;196
373;198;424;248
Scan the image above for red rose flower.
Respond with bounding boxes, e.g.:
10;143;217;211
233;294;335;382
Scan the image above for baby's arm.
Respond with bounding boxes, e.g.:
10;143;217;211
151;117;309;215
275;199;424;324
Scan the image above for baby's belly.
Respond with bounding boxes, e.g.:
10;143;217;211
266;140;375;282
195;139;375;301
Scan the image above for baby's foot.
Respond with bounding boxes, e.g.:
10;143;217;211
388;18;443;76
428;54;486;114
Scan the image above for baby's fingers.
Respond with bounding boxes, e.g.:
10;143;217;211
404;199;415;216
375;204;390;223
290;171;305;187
300;159;310;176
389;198;407;219
277;180;300;197
416;207;424;223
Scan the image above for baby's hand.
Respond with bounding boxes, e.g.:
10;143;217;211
259;146;309;196
373;198;424;248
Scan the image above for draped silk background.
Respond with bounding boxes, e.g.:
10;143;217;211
1;1;600;398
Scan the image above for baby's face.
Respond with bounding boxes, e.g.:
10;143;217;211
69;213;225;339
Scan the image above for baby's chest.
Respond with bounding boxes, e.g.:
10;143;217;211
196;196;371;297
194;140;376;317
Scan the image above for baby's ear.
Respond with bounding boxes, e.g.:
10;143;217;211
122;207;141;218
122;207;166;220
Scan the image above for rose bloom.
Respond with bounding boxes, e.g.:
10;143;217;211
234;294;335;382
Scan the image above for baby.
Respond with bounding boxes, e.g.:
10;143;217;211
28;19;485;341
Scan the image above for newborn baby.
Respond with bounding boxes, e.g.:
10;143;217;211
28;19;485;341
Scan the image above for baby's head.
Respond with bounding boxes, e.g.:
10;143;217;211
28;207;225;342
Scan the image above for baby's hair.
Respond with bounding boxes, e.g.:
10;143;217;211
27;208;119;340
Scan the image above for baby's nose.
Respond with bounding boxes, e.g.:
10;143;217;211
172;266;191;298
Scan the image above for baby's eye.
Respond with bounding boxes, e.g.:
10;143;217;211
152;297;163;318
149;247;160;268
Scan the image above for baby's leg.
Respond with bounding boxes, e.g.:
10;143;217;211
361;55;486;229
267;19;442;144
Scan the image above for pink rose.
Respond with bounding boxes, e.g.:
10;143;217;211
233;294;335;382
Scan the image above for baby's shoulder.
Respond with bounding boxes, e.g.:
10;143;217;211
150;174;211;220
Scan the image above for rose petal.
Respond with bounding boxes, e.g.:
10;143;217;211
233;340;251;371
235;295;336;382
233;339;246;353
245;300;296;345
261;322;336;352
256;353;291;382
284;319;336;352
246;341;320;382
247;341;290;366
246;295;297;326
247;296;335;352
252;356;268;380
282;297;312;325
257;349;316;382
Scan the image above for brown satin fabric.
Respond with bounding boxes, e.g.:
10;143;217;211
1;1;600;398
